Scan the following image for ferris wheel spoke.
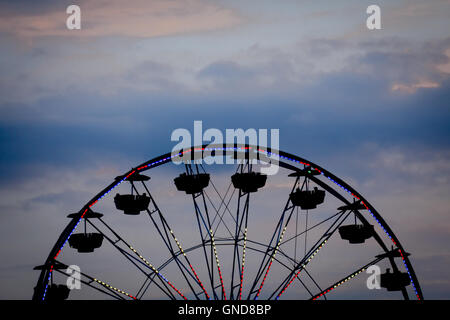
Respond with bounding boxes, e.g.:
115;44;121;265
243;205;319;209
143;204;205;300
271;244;322;297
270;210;350;299
269;245;325;300
238;241;314;300
128;182;197;295
247;176;300;300
302;268;326;299
87;222;157;283
136;271;176;300
229;162;254;300
305;173;411;299
293;270;316;298
203;190;235;238
306;174;393;254
178;163;223;300
192;199;219;300
281;211;343;247
231;241;316;299
136;276;154;300
49;261;124;300
201;164;247;300
229;191;248;300
93;219;181;299
260;250;317;300
310;256;383;300
199;164;242;236
136;180;210;300
52;260;135;300
212;187;238;236
87;219;179;299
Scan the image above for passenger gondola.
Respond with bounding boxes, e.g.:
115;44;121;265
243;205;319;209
114;193;151;215
231;172;267;193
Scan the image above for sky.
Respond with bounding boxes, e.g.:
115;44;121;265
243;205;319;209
0;0;449;299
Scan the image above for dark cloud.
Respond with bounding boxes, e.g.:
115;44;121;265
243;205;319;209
123;60;183;92
198;60;256;80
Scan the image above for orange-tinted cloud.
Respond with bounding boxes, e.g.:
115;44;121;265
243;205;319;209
391;80;440;94
0;0;242;38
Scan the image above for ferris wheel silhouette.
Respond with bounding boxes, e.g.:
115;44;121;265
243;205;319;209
33;144;423;301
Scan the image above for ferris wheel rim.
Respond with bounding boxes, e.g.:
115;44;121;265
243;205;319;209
32;144;423;300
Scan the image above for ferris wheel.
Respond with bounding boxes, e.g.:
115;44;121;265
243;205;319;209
32;144;423;301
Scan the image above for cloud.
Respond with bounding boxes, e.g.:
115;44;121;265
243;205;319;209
198;60;255;81
191;37;450;101
437;48;450;74
1;2;450;298
121;60;184;93
0;0;242;39
357;39;450;94
391;81;440;94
